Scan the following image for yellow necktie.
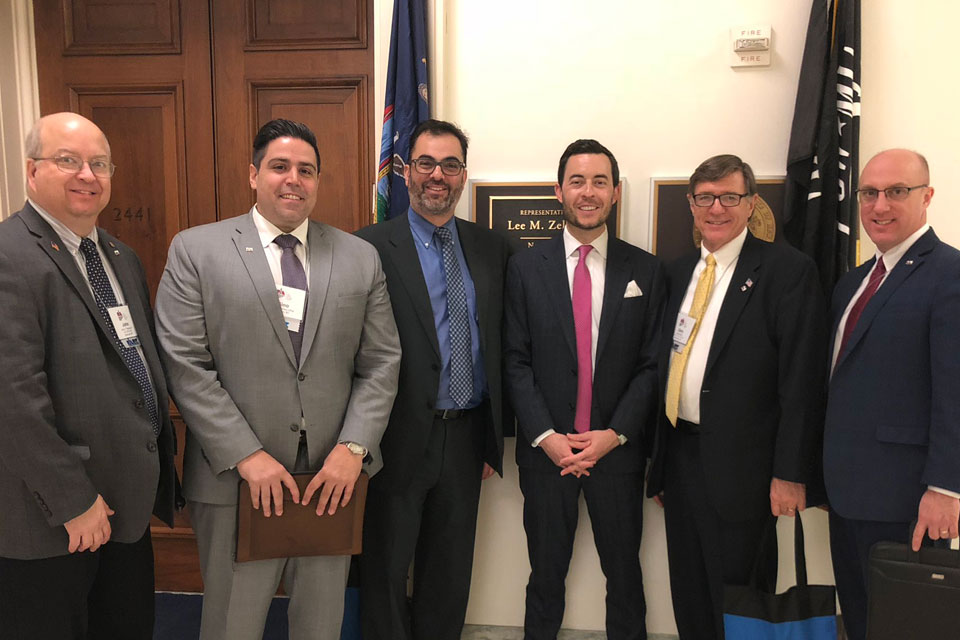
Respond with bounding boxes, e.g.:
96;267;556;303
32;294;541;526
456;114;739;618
665;254;716;426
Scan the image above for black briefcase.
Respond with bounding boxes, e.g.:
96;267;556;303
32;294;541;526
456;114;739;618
867;538;960;639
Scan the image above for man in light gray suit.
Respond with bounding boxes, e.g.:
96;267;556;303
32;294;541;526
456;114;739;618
156;119;401;640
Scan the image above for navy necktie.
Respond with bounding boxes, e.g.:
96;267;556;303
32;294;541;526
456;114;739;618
78;238;160;436
273;234;308;364
434;226;473;407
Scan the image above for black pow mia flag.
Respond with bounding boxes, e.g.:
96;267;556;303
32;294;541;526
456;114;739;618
783;0;861;295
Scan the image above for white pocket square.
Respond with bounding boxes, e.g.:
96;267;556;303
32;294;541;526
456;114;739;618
624;280;643;298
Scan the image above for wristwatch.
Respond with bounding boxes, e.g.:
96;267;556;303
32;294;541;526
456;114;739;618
616;432;628;447
340;441;368;457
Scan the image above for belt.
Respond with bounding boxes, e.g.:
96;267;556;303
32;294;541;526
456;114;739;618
434;408;473;420
676;419;702;434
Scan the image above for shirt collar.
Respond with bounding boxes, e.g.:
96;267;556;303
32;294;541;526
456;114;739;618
28;197;99;256
563;225;608;260
701;226;747;270
408;208;458;249
252;205;309;249
876;223;930;271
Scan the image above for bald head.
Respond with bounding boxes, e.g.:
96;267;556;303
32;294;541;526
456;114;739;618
859;148;934;253
26;112;112;236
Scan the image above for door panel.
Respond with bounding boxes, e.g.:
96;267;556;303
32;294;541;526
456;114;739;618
34;0;374;593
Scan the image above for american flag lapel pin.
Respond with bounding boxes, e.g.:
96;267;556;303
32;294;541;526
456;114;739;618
245;247;254;252
741;278;754;292
51;241;60;252
905;259;914;265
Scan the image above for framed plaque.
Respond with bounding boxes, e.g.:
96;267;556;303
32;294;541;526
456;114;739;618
471;181;622;253
650;177;786;264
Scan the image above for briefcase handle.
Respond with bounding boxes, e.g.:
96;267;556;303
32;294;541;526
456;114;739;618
901;520;960;563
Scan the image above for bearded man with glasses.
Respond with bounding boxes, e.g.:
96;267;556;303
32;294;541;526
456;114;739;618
356;119;509;640
647;153;828;640
823;149;960;640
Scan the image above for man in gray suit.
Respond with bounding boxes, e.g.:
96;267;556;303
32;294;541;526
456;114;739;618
0;112;178;638
156;119;401;640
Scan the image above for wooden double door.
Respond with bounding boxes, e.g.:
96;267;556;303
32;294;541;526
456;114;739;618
34;0;375;591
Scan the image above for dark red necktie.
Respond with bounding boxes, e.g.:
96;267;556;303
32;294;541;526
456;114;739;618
838;257;886;357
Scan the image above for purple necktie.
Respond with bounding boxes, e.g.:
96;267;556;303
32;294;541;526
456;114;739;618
838;257;886;358
273;234;308;364
573;245;593;433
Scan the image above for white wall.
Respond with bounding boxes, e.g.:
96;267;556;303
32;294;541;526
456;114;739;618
372;0;960;634
0;0;38;220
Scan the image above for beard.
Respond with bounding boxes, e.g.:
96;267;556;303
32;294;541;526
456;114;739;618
409;177;463;218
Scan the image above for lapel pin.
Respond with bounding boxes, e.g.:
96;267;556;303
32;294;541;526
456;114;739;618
245;247;254;252
741;278;754;291
51;241;60;252
905;259;914;265
113;249;120;256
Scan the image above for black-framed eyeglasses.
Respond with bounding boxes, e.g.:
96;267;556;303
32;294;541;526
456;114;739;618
856;185;927;204
690;192;750;207
411;156;466;176
32;155;116;178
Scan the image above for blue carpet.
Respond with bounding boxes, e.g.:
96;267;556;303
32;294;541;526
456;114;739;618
154;588;361;639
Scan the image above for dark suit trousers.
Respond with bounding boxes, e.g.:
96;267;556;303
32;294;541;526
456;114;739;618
360;410;485;640
828;511;912;640
662;425;776;640
519;464;646;640
0;527;154;640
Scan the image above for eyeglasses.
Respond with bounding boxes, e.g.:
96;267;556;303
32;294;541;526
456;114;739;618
32;155;116;178
410;156;466;176
690;193;750;207
856;185;927;204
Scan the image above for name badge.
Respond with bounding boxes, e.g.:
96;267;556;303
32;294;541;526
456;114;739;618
277;286;307;333
671;313;696;353
107;305;140;347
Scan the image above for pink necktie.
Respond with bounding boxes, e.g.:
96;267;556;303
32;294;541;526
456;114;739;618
838;257;886;357
573;245;593;433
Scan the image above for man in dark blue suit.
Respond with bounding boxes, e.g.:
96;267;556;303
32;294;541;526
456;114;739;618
824;148;960;640
505;139;666;640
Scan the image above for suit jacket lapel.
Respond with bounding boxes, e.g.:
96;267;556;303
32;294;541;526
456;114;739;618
540;236;577;360
231;211;297;368
457;219;491;354
299;221;332;363
99;228;168;402
830;260;871;345
596;238;629;362
704;234;762;377
833;229;937;372
387;216;441;358
19;205;127;362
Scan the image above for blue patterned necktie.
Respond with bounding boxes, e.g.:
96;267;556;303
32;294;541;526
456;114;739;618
434;226;473;407
273;234;308;364
78;238;160;436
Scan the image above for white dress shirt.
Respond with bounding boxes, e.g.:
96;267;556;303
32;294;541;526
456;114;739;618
252;205;310;287
829;223;957;499
671;227;748;424
532;227;608;446
830;223;929;370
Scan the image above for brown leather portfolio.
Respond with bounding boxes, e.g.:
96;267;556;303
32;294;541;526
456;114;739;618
235;472;368;562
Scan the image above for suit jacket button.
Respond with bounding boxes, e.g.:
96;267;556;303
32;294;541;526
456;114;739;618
290;423;299;432
147;442;157;452
298;373;306;381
